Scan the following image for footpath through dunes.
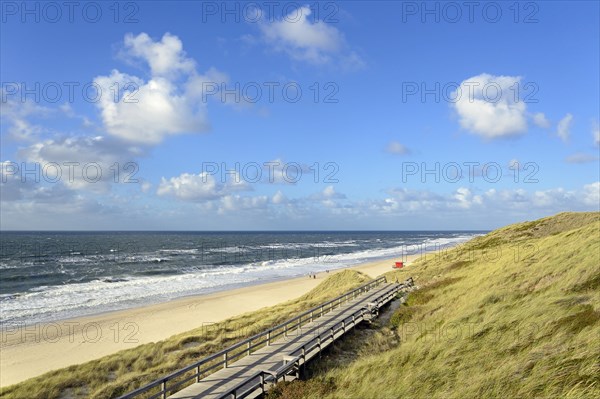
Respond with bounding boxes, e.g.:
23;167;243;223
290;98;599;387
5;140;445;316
267;212;600;399
0;270;395;399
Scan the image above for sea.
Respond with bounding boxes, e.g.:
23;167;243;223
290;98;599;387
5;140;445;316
0;231;485;327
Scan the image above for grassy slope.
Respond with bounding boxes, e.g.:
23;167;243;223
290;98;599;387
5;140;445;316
1;270;371;399
270;212;600;399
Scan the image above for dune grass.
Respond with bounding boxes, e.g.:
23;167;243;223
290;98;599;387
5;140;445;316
267;212;600;399
3;212;598;399
0;270;371;399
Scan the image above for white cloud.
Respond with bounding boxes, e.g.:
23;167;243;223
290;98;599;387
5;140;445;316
532;112;550;128
582;182;600;207
1;160;34;201
218;195;269;214
122;32;196;77
556;113;573;142
272;190;288;204
95;70;209;144
565;153;599;164
17;135;142;193
386;141;410;155
95;33;226;144
0;96;51;141
453;187;482;209
593;120;599;146
309;185;347;207
157;172;218;200
372;183;600;216
452;74;528;139
258;6;364;69
157;171;250;201
141;181;152;193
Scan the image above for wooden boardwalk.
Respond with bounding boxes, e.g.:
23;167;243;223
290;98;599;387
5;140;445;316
169;283;402;399
118;277;411;399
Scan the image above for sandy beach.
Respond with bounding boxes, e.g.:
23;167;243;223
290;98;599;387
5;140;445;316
0;254;422;387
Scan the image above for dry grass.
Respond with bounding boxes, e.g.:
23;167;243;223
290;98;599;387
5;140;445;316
267;211;600;399
4;212;599;399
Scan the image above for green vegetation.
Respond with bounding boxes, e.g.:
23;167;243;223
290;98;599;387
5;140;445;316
0;270;371;399
3;212;599;399
267;212;600;399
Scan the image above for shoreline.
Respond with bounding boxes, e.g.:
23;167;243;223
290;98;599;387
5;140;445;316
0;253;426;387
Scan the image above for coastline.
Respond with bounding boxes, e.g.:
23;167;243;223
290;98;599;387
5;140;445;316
0;253;425;387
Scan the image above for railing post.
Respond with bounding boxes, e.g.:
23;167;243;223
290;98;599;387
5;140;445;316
260;373;265;393
161;380;167;399
116;278;396;399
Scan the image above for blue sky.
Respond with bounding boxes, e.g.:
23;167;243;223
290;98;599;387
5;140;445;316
1;1;599;230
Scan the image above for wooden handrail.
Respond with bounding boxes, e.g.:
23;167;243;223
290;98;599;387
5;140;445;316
219;282;407;399
117;276;389;399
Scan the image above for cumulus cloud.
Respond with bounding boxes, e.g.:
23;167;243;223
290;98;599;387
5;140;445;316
556;113;573;142
157;171;250;201
121;32;196;77
582;182;600;207
453;187;483;209
1;160;34;201
17;135;143;193
258;6;364;69
309;185;347;208
452;74;529;138
272;190;288;204
94;33;226;144
385;141;410;155
321;185;345;199
532;112;550;128
218;195;269;214
0;96;52;141
375;183;598;215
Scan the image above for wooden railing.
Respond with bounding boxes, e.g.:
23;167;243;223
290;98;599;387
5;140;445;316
117;276;390;399
218;281;405;399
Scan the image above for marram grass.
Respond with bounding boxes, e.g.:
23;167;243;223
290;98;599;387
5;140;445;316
268;212;600;399
3;212;599;399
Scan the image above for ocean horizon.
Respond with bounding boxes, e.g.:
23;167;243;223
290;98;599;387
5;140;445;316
0;231;483;327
